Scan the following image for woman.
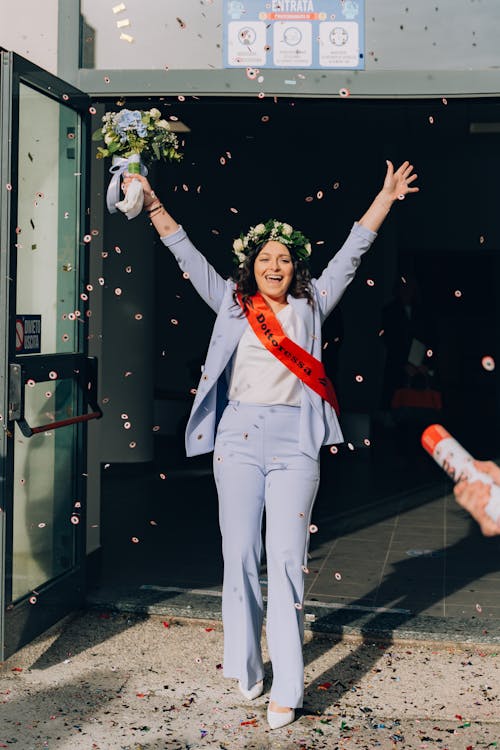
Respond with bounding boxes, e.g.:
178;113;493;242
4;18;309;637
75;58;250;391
123;160;418;729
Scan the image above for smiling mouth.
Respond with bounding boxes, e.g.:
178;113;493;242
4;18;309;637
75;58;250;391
265;275;283;282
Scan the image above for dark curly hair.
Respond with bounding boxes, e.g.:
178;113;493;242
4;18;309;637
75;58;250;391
231;242;314;312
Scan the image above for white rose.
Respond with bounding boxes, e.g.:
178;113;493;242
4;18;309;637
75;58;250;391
254;223;266;235
156;119;170;129
233;238;244;252
150;108;161;119
282;223;293;236
305;242;312;255
104;133;114;145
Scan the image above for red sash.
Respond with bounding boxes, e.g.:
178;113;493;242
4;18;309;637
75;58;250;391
237;292;339;414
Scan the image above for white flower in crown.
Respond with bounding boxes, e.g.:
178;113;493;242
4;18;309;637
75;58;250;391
305;242;312;255
254;223;266;235
233;238;244;252
282;223;293;236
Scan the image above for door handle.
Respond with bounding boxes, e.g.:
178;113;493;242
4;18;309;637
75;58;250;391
10;357;103;438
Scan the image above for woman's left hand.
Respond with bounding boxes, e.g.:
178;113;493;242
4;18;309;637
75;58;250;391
382;160;419;201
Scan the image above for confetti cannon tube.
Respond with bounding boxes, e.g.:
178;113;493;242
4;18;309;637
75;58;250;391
421;424;500;523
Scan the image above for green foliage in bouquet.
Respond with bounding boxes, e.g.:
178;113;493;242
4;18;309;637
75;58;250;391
92;108;183;164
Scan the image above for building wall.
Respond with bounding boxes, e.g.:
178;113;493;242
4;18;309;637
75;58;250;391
0;0;59;74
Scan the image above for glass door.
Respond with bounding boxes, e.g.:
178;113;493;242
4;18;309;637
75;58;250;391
0;51;99;658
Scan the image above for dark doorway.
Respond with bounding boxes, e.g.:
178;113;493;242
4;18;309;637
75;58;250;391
93;95;500;628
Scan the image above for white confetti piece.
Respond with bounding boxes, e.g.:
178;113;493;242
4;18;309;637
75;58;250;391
120;33;134;43
112;3;126;13
116;19;130;28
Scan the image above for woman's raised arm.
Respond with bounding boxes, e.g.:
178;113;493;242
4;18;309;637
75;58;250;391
122;173;179;236
122;173;227;313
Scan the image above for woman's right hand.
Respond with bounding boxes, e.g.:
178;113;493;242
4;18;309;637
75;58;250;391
122;173;158;209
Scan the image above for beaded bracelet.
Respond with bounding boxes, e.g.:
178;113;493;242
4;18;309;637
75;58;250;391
145;200;162;213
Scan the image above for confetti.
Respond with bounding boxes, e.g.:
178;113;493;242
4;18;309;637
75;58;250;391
339;87;350;97
120;33;134;43
334;572;342;580
114;288;122;296
454;289;462;298
131;536;139;543
70;514;80;525
112;3;126;12
116;18;130;28
329;445;338;454
366;278;375;286
49;371;58;380
482;356;495;371
355;374;364;382
309;524;318;533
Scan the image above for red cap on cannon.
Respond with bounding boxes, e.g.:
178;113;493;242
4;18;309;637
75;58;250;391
421;424;450;455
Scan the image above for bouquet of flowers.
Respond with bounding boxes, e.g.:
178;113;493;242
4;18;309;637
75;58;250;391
93;108;183;220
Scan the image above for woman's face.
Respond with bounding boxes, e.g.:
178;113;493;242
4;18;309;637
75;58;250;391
253;241;294;301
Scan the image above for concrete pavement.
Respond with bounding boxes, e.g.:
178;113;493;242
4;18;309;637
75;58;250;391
1;610;499;749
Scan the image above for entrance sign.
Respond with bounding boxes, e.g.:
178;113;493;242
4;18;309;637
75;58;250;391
224;0;364;70
15;316;41;354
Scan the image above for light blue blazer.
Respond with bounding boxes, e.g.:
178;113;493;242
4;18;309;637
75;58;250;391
162;222;377;459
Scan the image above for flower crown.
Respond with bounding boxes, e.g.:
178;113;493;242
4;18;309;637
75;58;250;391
232;219;312;267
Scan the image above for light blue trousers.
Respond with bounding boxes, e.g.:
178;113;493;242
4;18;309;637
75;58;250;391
213;401;320;708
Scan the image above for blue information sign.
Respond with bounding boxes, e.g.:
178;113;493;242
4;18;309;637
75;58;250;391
224;0;364;70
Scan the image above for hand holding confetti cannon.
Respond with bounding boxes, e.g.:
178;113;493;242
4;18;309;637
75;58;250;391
422;424;500;536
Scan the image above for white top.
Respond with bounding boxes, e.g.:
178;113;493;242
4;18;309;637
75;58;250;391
228;304;303;406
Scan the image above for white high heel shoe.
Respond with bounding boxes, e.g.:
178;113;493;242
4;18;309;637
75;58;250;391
238;679;264;700
267;706;295;729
